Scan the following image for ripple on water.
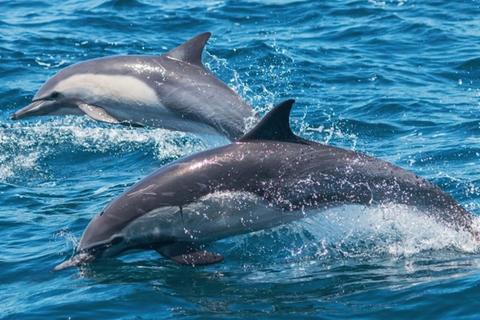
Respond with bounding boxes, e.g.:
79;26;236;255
2;0;480;319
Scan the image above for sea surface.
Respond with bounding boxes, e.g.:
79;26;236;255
2;0;480;319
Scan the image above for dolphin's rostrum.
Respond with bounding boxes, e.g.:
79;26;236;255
54;100;478;270
12;32;256;140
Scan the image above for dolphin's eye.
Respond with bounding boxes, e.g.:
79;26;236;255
50;91;61;99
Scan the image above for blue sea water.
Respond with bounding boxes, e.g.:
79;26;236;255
2;0;480;318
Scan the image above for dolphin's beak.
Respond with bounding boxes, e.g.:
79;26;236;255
10;100;56;120
53;251;96;272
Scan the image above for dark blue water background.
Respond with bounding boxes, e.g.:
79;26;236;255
2;0;480;319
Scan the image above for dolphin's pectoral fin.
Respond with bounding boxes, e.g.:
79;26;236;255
78;103;120;124
155;242;224;266
78;103;143;127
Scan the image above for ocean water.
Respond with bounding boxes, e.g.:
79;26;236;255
2;0;480;318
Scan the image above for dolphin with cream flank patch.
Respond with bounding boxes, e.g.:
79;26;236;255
54;99;478;270
11;32;255;140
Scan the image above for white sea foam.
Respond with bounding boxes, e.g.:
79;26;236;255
233;203;480;264
0;117;227;181
312;204;479;256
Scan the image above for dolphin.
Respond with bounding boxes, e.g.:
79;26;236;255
11;32;255;140
54;99;478;270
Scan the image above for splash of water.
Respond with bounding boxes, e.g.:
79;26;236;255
233;203;480;265
0;117;228;182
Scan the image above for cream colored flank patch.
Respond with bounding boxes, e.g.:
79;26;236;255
54;73;159;106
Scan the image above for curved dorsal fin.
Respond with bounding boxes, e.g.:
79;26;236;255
165;32;211;66
239;99;305;143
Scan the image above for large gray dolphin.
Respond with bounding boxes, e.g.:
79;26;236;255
11;32;255;140
54;100;477;270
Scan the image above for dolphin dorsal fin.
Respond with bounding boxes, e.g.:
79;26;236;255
165;32;211;66
239;99;305;143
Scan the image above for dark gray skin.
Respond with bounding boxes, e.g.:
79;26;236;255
12;32;255;140
54;100;477;270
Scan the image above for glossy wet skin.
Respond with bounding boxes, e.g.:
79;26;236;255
57;100;476;270
75;139;475;262
12;33;256;140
